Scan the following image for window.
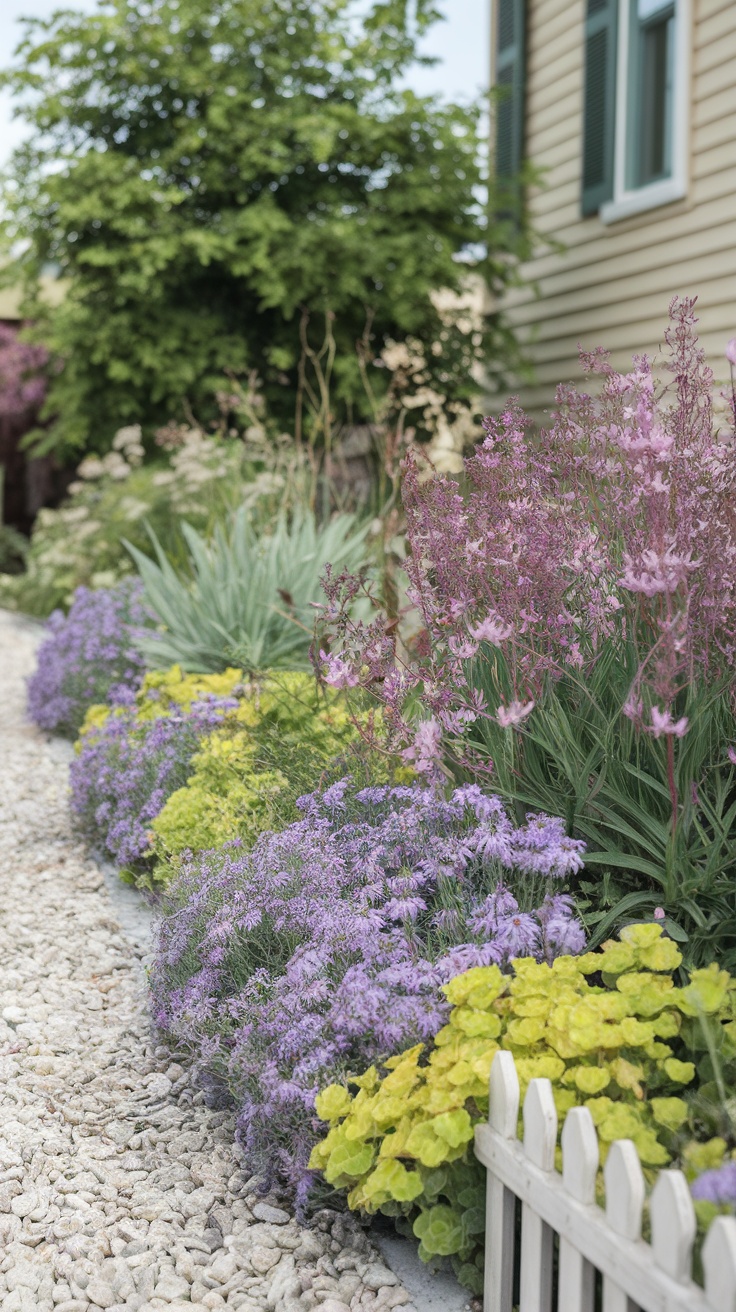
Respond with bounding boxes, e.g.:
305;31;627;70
582;0;690;222
494;0;526;184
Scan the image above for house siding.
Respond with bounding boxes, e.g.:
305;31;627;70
493;0;736;416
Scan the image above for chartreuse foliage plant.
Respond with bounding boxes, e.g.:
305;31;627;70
310;924;736;1293
79;664;245;735
74;664;365;879
72;666;244;872
150;671;365;864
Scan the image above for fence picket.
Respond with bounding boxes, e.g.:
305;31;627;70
475;1052;736;1312
519;1078;557;1312
484;1050;519;1312
602;1139;645;1312
559;1108;598;1312
703;1216;736;1312
650;1170;696;1282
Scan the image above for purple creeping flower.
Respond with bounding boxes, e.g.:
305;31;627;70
70;693;237;867
150;778;586;1204
27;581;152;738
691;1161;736;1206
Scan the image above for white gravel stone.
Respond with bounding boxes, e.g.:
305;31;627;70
0;610;412;1312
362;1265;400;1291
252;1202;290;1225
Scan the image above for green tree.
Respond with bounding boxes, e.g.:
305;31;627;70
1;0;529;458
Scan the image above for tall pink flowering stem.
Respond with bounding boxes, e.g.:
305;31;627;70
666;733;678;834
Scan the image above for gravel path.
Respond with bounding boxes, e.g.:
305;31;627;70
0;612;415;1312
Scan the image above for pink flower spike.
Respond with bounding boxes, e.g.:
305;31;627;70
726;338;736;367
653;907;666;921
622;694;643;723
402;718;443;773
649;706;689;739
468;614;513;646
728;746;736;766
496;699;534;729
319;650;360;689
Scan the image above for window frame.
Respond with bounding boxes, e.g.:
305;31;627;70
600;0;691;224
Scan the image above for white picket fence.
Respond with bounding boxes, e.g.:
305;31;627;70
473;1050;736;1312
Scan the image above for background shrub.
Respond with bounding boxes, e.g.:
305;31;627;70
1;0;528;457
27;580;150;738
150;781;585;1206
0;425;278;616
310;925;735;1293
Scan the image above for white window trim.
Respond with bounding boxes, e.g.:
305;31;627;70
600;0;690;225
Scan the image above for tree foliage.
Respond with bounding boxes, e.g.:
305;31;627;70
1;0;530;457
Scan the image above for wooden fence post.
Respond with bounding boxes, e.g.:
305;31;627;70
484;1049;519;1312
602;1139;645;1312
703;1217;736;1312
559;1107;598;1312
519;1078;557;1312
651;1170;696;1282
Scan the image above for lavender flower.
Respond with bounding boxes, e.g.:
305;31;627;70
70;692;237;867
691;1161;736;1206
150;779;585;1201
27;581;151;738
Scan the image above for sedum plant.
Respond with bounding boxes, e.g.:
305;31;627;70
150;672;365;864
72;665;367;879
128;506;370;674
310;924;736;1293
71;669;241;871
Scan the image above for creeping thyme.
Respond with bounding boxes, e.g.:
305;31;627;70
150;779;585;1204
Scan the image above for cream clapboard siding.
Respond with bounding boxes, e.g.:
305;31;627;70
493;0;736;418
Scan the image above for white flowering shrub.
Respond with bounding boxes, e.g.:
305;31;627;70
0;425;290;616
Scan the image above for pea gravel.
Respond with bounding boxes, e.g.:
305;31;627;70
0;610;416;1312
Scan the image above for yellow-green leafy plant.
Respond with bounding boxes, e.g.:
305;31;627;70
150;671;369;865
71;666;248;876
76;665;385;880
310;925;736;1293
78;664;245;737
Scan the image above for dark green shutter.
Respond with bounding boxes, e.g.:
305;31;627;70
582;0;618;215
494;0;525;181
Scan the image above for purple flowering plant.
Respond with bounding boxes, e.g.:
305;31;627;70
70;690;238;871
150;778;585;1203
691;1161;736;1209
27;581;151;738
318;302;736;967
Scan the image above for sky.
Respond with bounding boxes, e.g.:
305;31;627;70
0;0;490;167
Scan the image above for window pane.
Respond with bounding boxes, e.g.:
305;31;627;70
628;1;675;187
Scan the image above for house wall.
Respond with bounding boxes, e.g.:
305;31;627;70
494;0;736;418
